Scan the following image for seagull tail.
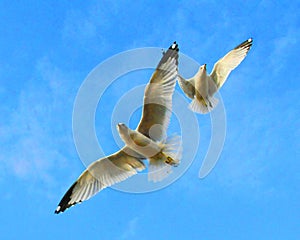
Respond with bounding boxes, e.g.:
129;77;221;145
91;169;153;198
189;98;210;114
208;96;219;110
148;159;172;183
148;135;182;182
162;135;182;165
189;96;218;114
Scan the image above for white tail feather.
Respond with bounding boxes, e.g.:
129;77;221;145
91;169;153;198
189;98;209;114
148;135;182;182
208;96;219;110
148;162;172;183
189;96;219;114
163;135;182;162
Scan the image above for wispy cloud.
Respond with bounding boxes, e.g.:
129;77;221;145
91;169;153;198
211;85;300;197
165;3;300;199
120;217;139;240
61;1;125;56
0;57;79;197
264;27;299;79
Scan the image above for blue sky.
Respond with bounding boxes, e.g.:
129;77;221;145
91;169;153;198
1;0;299;239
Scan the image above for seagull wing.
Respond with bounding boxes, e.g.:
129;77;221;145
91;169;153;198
178;75;195;99
55;149;145;213
210;38;253;92
55;42;179;213
136;42;179;141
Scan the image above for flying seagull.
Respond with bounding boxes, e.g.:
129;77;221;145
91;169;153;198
116;40;182;182
55;42;179;214
117;122;182;182
178;38;253;114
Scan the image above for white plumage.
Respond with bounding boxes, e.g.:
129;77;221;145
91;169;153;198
55;42;179;213
178;38;253;114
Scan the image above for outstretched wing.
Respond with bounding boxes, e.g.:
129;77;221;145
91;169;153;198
55;150;145;214
210;38;253;91
137;42;179;141
177;75;195;99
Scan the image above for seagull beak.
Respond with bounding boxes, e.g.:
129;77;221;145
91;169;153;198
204;64;207;70
117;123;127;131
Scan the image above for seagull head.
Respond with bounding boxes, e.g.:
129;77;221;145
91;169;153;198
198;64;207;75
117;123;131;140
117;123;128;132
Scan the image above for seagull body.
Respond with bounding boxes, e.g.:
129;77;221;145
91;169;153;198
117;123;182;182
178;38;253;114
55;42;179;213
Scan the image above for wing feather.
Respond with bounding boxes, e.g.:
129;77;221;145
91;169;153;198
177;75;195;99
55;42;179;214
137;42;179;141
55;150;145;213
210;38;253;90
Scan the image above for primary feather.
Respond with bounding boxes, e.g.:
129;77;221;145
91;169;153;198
178;38;253;114
55;42;179;213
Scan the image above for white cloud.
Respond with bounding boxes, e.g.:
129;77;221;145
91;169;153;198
120;217;139;240
61;2;121;55
0;57;79;196
210;84;300;197
267;28;298;75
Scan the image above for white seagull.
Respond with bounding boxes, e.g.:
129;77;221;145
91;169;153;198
117;123;182;182
55;42;179;213
178;38;253;114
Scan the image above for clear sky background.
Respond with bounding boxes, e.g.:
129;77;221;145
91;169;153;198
1;0;299;239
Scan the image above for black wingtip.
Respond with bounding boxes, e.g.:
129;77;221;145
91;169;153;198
54;208;61;214
247;38;253;45
169;41;179;51
234;38;253;50
54;181;78;214
156;41;179;71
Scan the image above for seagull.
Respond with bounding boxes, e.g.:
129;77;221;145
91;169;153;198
117;123;182;182
55;42;179;214
178;38;253;114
